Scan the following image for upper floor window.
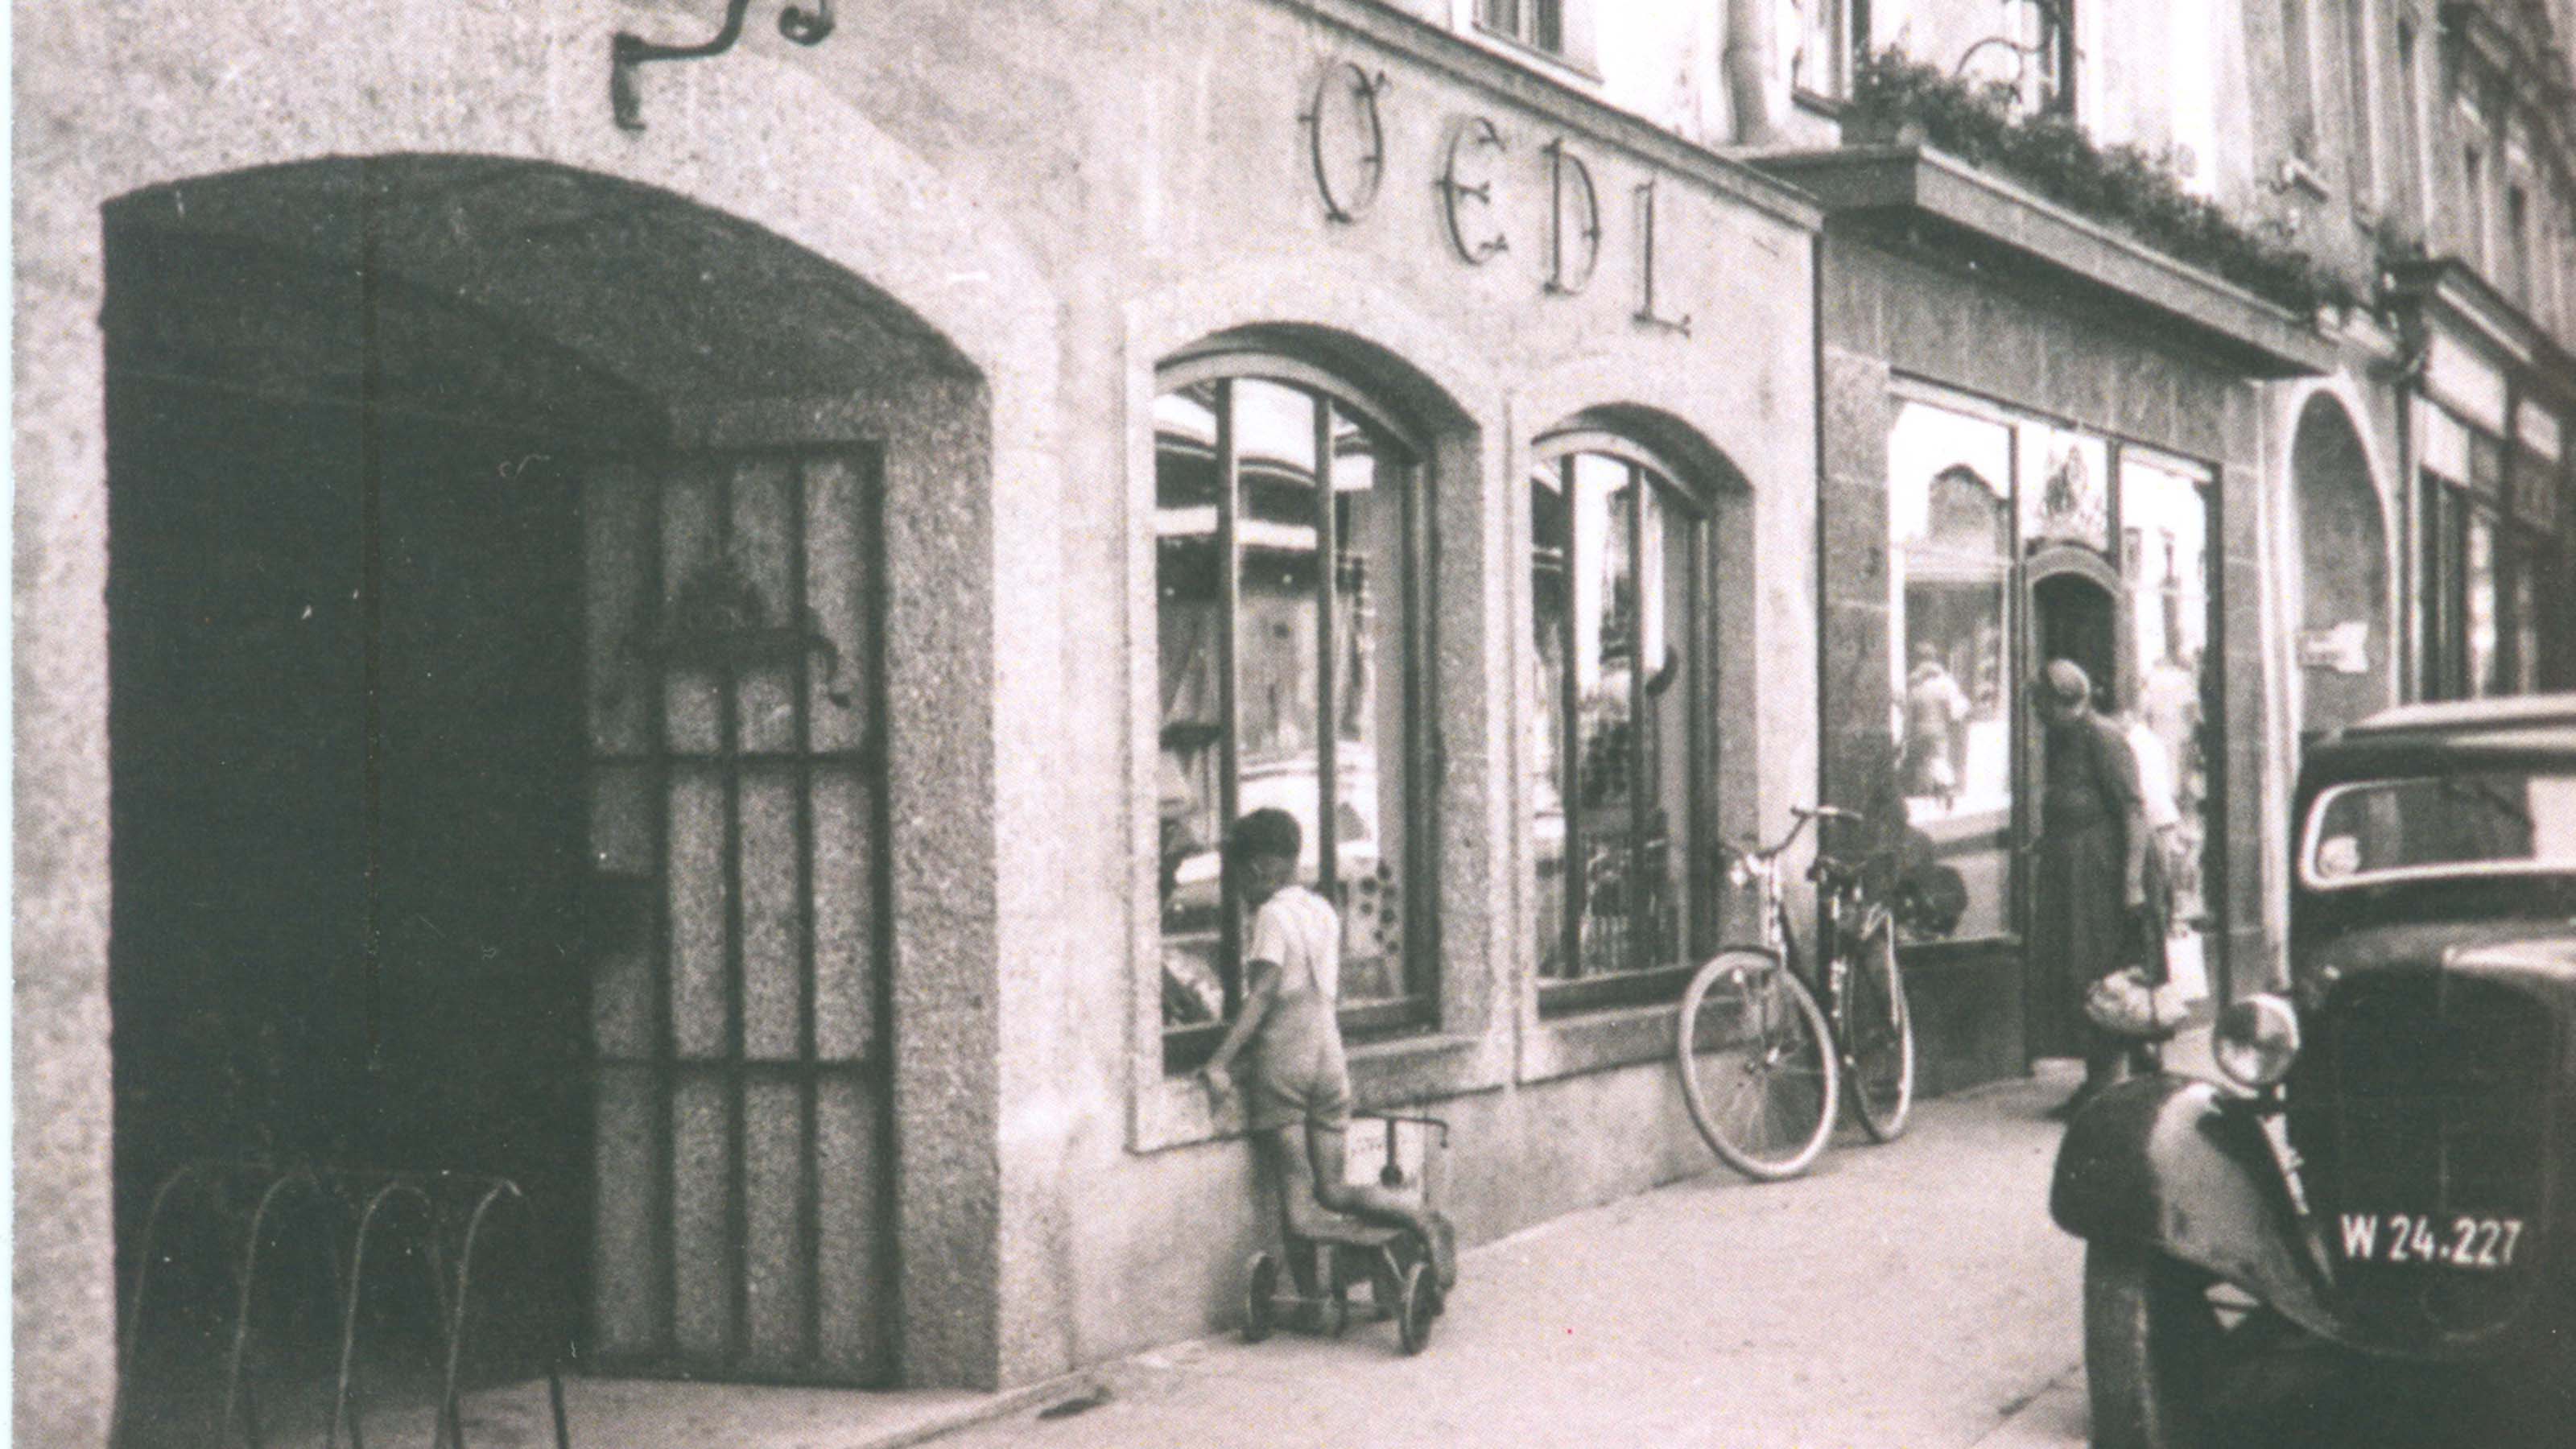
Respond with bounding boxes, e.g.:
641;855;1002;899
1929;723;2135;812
1154;365;1436;1067
2340;0;2379;205
2280;0;2321;162
1530;441;1715;1011
1790;0;1865;101
2465;146;2489;272
2396;19;2425;223
1477;0;1564;56
2506;184;2532;306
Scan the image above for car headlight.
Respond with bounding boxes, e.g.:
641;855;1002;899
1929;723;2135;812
2213;993;2301;1088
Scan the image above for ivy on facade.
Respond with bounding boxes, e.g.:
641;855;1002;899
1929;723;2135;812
1847;51;2366;320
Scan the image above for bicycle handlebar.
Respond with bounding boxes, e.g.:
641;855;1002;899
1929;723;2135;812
1733;805;1870;863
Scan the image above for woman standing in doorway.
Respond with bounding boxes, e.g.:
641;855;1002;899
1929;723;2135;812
2031;659;2150;1119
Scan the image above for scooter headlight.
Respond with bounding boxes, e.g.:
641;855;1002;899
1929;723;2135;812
2213;993;2301;1089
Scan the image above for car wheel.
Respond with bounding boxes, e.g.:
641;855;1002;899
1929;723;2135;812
2084;1241;2224;1449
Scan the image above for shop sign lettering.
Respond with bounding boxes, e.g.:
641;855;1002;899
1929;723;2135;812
1303;67;1686;331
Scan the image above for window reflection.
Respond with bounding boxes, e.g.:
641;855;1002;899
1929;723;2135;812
1889;402;2013;943
2120;456;2215;957
1532;450;1703;997
1155;374;1423;1051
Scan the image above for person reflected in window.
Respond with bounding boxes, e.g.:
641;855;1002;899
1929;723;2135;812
1200;807;1456;1289
1903;642;1971;811
2032;659;2150;1119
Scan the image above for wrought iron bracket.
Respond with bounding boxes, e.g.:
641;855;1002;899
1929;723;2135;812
601;555;857;711
613;0;838;132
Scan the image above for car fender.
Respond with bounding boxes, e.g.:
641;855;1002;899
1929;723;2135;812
2050;1075;2343;1340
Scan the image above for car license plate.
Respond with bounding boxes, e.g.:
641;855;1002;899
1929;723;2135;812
2336;1212;2524;1270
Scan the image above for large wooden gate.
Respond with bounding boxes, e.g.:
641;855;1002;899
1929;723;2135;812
580;447;894;1384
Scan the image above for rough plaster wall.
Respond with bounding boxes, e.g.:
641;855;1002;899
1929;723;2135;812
19;0;1075;1402
1035;0;1820;1365
17;0;130;1438
22;0;1825;1403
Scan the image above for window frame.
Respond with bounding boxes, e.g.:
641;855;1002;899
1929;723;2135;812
1152;356;1441;1072
1474;0;1566;58
1526;431;1719;1017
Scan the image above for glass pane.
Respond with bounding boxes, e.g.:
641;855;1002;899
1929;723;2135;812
2120;456;2215;956
662;467;724;754
1331;405;1407;1005
2467;508;2499;697
2021;425;2111;555
668;766;729;1059
1645;485;1695;967
811;766;875;1062
2508;539;2540;695
671;1072;729;1355
2306;771;2576;885
741;765;801;1060
742;1077;807;1364
1889;402;2015;943
1570;452;1637;976
1530;466;1571;977
733;458;799;754
803;456;872;754
1157;382;1226;1030
584;461;650;757
815;1075;885;1373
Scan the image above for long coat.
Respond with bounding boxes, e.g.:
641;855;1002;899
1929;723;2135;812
2029;712;2143;1059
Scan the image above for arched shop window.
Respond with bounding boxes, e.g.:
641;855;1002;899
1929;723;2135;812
1529;439;1715;1012
1154;362;1434;1067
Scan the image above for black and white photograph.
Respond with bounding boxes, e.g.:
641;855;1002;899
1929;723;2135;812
14;1;2576;1445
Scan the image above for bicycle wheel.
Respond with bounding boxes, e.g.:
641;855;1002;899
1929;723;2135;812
1675;948;1838;1180
1838;919;1916;1142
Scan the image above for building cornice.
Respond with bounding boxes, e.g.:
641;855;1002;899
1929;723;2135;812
1750;144;2342;378
1271;0;1824;233
2388;255;2576;407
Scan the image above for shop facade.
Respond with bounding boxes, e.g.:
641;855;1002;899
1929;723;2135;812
1758;147;2342;1090
2389;262;2576;704
19;0;1825;1432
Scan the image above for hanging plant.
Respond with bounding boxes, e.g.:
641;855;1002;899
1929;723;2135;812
1846;51;2365;319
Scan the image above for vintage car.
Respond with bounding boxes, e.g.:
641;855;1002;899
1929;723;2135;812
2051;695;2576;1449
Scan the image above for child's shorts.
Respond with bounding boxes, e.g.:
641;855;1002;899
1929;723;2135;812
1249;1059;1353;1135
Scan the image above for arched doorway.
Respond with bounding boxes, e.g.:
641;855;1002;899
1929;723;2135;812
2289;394;2388;741
105;157;972;1427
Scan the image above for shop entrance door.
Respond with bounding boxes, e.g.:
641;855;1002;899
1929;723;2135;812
2022;559;2121;1061
2032;568;2119;704
580;448;895;1385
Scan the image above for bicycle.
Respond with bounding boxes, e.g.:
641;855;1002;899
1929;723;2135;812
1674;805;1918;1180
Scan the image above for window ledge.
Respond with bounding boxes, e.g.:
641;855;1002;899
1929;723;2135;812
1518;999;1680;1084
1466;22;1602;85
1792;87;1851;119
1129;1030;1505;1155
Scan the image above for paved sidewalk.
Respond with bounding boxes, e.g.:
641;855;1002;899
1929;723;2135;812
416;1051;2214;1449
927;1062;2114;1449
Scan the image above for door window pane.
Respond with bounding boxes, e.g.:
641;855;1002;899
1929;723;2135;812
2120;456;2215;950
1889;402;2014;943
